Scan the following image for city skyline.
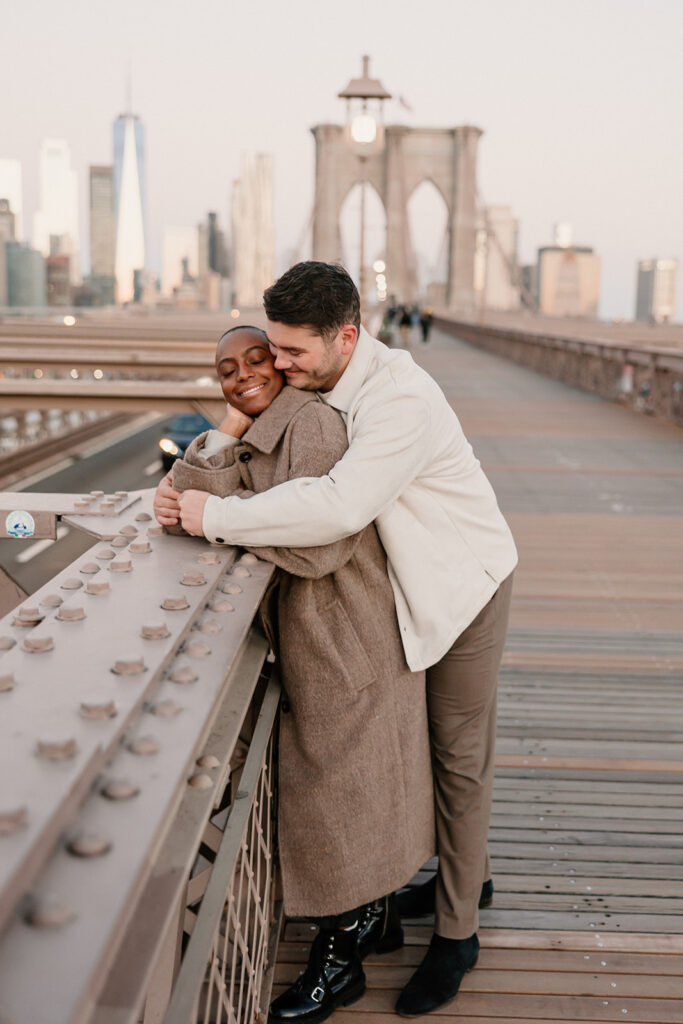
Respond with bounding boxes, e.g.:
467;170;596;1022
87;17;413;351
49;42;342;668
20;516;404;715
1;0;682;319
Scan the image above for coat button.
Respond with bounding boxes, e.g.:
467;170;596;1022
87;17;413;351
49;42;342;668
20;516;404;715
238;451;252;463
215;537;225;544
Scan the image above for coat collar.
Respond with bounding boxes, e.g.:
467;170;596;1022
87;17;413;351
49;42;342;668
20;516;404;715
320;326;376;415
242;385;321;454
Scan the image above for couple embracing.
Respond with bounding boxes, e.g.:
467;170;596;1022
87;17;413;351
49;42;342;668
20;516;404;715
154;261;517;1021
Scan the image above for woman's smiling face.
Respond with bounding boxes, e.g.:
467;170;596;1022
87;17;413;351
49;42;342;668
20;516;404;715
215;328;284;415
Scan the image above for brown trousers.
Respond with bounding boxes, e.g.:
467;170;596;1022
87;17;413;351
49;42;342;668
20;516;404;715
427;572;514;939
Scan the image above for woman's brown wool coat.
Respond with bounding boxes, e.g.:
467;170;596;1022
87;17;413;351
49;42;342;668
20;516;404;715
172;386;435;916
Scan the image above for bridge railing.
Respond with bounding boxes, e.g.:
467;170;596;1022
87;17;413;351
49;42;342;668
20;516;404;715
0;488;281;1024
436;316;683;425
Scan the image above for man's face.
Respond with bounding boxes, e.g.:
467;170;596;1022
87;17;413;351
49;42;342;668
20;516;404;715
265;320;357;392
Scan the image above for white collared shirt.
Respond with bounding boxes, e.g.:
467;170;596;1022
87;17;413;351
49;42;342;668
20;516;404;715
203;327;517;670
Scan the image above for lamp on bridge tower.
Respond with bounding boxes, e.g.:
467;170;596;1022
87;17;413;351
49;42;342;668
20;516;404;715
338;56;392;311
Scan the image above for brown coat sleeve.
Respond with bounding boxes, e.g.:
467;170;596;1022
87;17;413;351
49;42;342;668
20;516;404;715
166;432;246;536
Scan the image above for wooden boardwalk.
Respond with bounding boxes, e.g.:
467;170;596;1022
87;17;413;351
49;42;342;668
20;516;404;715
274;328;683;1022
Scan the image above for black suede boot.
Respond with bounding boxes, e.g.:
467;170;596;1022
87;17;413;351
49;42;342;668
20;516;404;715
357;894;404;959
396;876;494;917
395;932;479;1017
268;923;365;1024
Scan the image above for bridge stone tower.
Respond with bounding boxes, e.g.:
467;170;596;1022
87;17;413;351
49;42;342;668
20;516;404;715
311;122;483;311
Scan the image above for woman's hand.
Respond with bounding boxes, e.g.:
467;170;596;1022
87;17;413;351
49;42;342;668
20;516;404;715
218;405;253;438
153;472;181;526
178;489;210;537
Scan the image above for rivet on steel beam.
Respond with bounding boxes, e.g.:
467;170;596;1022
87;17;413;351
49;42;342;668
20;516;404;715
86;581;111;596
162;595;189;611
130;540;152;554
80;494;96;504
181;571;206;587
114;490;128;499
188;773;213;790
141;622;170;640
198;551;220;565
147;525;163;537
36;737;77;761
67;831;112;857
135;512;152;521
12;606;44;627
209;598;234;613
0;673;15;692
90;490;104;498
170;665;198;685
74;500;90;510
57;606;86;622
119;525;138;536
111;536;130;548
100;500;116;511
231;566;251;578
239;553;259;565
24;895;77;929
23;636;54;654
186;640;211;658
80;698;116;719
96;548;116;561
61;578;83;590
196;618;222;634
101;778;139;801
196;754;220;769
149;699;181;717
0;806;28;834
109;558;132;573
79;562;100;575
0;636;16;651
111;657;146;676
127;735;160;756
221;582;242;595
40;594;63;608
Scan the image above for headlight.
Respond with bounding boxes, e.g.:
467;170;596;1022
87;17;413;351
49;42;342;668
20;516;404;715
159;438;179;456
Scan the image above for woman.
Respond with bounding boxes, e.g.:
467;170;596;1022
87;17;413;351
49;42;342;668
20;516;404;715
171;326;434;1024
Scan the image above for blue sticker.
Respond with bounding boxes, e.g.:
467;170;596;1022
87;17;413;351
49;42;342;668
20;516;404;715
6;511;36;539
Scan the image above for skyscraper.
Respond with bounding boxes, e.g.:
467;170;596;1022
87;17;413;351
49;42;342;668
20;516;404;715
162;226;198;297
635;259;678;324
0;159;23;240
33;139;80;282
537;229;601;318
89;165;115;303
232;153;274;307
113;111;146;303
0;198;16;305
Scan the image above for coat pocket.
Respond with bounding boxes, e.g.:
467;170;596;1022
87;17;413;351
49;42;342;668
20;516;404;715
315;598;377;693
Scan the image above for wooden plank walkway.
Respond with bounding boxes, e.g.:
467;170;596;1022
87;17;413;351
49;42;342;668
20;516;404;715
274;327;683;1022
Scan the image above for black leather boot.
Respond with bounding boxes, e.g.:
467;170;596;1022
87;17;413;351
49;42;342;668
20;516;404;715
395;932;479;1017
268;924;365;1024
357;894;404;959
396;876;494;917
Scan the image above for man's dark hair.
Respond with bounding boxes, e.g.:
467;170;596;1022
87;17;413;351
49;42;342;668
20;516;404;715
263;262;361;337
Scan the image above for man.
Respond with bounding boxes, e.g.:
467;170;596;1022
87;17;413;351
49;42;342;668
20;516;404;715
155;261;517;1019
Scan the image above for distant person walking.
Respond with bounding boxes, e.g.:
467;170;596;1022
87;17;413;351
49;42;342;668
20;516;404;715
420;307;434;343
399;305;412;346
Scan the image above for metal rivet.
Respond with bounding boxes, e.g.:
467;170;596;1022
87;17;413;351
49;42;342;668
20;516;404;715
67;831;112;857
186;640;211;658
0;636;16;651
23;636;54;654
85;581;111;596
56;606;86;622
196;619;222;634
239;553;258;565
114;490;128;499
130;541;151;554
196;754;220;769
12;606;44;627
36;737;77;761
111;657;146;676
135;511;152;521
90;490;104;498
95;548;116;561
80;698;116;719
109;559;132;573
181;572;206;587
100;500;116;511
61;578;83;590
79;495;95;504
221;582;242;595
150;699;181;717
24;895;77;929
209;598;234;613
147;525;163;537
127;735;160;756
197;551;220;565
119;525;138;536
74;500;90;510
0;806;28;835
170;665;198;685
188;773;213;790
79;562;100;575
141;622;170;640
111;536;130;548
40;594;63;608
231;566;251;578
101;778;139;801
162;596;189;611
0;673;16;692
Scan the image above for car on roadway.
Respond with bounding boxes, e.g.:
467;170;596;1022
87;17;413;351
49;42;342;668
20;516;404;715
158;413;214;472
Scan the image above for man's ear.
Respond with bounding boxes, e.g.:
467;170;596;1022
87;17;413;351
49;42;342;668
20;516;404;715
339;324;358;354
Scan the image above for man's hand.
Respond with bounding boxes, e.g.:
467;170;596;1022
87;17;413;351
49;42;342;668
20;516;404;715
178;489;210;537
154;472;181;526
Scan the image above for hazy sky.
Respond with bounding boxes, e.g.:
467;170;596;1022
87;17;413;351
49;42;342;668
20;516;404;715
3;0;682;320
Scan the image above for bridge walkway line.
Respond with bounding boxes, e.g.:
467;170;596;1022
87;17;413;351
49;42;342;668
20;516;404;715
273;326;683;1023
